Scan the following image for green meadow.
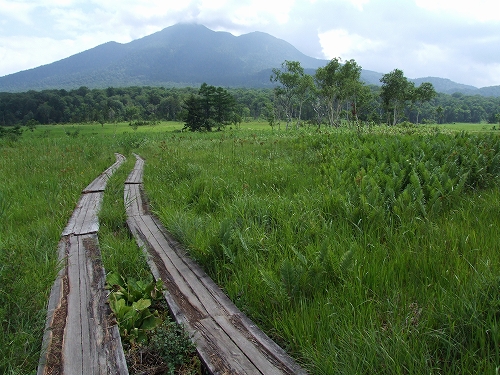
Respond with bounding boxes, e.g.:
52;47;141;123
1;121;499;374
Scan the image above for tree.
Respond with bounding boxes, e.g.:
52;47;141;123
182;84;236;132
314;58;364;127
412;82;437;124
294;74;315;128
270;61;307;129
182;94;205;131
212;86;236;129
380;69;414;125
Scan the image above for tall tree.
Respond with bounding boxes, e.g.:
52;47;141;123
380;69;414;125
412;82;437;124
314;58;342;127
314;58;364;127
270;60;306;130
295;74;315;128
183;84;236;131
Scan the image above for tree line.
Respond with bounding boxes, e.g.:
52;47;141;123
269;59;500;129
0;63;499;129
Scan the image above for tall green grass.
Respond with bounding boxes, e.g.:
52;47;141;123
1;122;499;374
0;126;152;374
0;133;119;373
139;126;500;374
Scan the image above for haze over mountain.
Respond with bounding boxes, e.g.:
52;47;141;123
1;23;499;97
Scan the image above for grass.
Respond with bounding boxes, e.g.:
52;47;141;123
138;124;500;374
1;121;499;374
0;132;117;374
430;122;500;133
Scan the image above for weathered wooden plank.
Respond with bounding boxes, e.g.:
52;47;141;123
124;154;308;375
229;313;308;375
124;154;144;184
83;153;126;193
213;314;284;375
196;316;261;375
63;235;86;374
163;243;307;374
127;214;209;320
79;192;102;235
141;216;302;374
62;192;102;236
82;234;129;375
39;154;128;375
139;215;231;318
124;183;143;217
37;238;69;375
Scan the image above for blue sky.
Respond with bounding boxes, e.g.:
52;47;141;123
1;0;499;87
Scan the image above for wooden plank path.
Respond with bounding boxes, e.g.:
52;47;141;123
125;154;308;375
38;154;129;375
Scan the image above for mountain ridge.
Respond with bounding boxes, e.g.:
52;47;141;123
1;23;499;96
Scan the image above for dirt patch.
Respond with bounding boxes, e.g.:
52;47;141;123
42;257;69;375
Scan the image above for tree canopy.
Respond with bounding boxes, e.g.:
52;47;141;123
182;83;237;131
0;68;499;129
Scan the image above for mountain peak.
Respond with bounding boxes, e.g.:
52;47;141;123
0;24;499;96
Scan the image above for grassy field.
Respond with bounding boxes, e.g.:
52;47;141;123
431;122;500;133
1;121;499;374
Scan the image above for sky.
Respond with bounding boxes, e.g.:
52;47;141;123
0;0;499;88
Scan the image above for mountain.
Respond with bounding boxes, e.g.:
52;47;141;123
1;23;499;96
0;24;328;92
411;77;478;95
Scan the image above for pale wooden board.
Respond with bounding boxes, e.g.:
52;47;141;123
213;315;284;375
125;154;144;184
63;235;91;374
62;235;128;375
196;317;261;375
124;183;143;217
83;153;126;193
62;192;102;236
127;214;209;320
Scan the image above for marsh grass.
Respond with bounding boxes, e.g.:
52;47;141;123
0;132;119;374
139;126;500;374
1;122;499;374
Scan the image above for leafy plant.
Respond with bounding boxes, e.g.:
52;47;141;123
106;272;164;345
150;319;199;375
107;271;164;303
109;295;162;344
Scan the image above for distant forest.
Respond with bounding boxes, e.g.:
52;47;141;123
1;84;499;127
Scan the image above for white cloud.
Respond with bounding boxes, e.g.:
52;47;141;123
415;0;500;22
0;0;35;24
345;0;370;11
231;0;293;25
0;36;87;75
319;28;384;59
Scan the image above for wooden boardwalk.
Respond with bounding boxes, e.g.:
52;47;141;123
38;154;129;375
125;154;307;375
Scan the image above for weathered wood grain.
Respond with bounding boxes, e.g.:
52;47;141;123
83;153;126;193
124;154;307;375
38;154;128;375
124;153;144;185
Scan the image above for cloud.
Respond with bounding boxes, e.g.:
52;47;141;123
0;36;86;75
415;0;500;22
0;0;498;87
0;0;35;25
319;29;385;59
